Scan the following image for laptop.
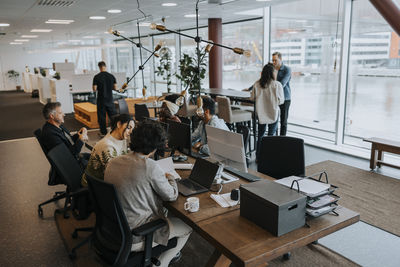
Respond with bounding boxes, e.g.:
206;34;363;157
177;158;220;196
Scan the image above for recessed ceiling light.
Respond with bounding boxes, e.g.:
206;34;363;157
184;14;199;18
256;0;272;2
288;31;298;34
21;35;38;38
162;3;177;6
0;23;10;27
10;42;22;45
14;39;29;42
89;16;106;20
68;40;81;42
46;19;75;24
83;36;97;39
31;29;53;32
107;9;121;13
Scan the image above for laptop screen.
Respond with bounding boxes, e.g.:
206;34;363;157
189;158;220;188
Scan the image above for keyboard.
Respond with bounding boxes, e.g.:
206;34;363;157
179;179;205;191
223;166;261;182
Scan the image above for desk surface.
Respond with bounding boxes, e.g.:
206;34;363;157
201;88;251;99
168;158;360;266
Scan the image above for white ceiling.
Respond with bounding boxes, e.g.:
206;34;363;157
0;0;301;46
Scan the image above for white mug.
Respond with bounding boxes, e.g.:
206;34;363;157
184;197;199;212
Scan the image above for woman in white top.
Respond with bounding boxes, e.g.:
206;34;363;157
251;63;284;159
81;113;134;186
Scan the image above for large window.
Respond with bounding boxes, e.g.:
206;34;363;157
222;19;263;90
132;37;154;97
271;0;344;141
344;0;400;147
153;33;177;94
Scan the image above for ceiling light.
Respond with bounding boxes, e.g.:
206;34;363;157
0;23;10;27
89;16;106;20
139;22;151;27
31;29;52;32
14;39;29;42
256;0;272;2
104;30;124;34
162;3;177;6
288;31;298;34
21;35;38;38
46;19;74;24
10;42;22;45
83;36;97;39
184;14;199;18
107;9;121;13
68;40;81;42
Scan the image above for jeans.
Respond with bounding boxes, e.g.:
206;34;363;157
97;102;116;135
256;120;278;160
279;100;291;136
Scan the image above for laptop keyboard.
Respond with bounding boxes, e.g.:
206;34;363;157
223;166;261;182
179;179;205;191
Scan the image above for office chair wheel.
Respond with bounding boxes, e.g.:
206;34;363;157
282;252;291;261
38;207;43;217
69;251;76;260
72;230;78;239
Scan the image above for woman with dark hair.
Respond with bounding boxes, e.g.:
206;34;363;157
159;100;181;123
104;121;192;267
81;113;134;185
252;63;284;159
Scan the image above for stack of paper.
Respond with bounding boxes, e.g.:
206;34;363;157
157;157;181;180
210;193;239;208
275;176;331;197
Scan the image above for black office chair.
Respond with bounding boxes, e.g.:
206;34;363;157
34;128;67;217
118;98;130;115
257;136;305;179
85;175;177;266
46;143;90;219
135;104;150;122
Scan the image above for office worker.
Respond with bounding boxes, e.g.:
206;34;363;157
159;100;181;123
81;114;134;186
41;102;90;166
192;96;230;156
252;63;284;160
93;61;118;137
272;52;292;136
104;121;192;267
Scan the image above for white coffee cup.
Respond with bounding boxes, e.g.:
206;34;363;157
184;197;199;212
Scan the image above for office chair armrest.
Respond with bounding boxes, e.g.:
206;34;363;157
69;187;89;197
131;219;167;237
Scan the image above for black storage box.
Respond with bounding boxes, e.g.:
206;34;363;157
240;180;307;236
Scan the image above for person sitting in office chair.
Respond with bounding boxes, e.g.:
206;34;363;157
81;113;134;186
192;96;230;155
159;100;181;123
104;121;192;266
41;102;90;169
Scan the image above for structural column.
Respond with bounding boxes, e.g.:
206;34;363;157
208;18;222;89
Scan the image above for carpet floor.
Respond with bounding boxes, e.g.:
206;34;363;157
55;211;359;267
0;90;88;141
306;160;400;237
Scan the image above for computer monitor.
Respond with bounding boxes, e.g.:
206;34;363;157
167;120;191;156
206;125;247;172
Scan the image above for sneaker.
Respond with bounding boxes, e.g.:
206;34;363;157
169;251;182;264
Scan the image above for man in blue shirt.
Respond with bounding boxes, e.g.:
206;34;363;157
272;52;291;136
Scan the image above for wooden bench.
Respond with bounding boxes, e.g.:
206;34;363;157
363;137;400;170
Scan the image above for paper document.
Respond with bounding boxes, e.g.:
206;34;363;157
173;163;193;170
220;171;239;184
157;157;181;180
275;176;330;196
210;193;239;208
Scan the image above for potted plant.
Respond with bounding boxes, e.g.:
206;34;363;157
155;47;173;93
7;70;21;90
40;68;46;77
175;48;208;93
53;72;61;80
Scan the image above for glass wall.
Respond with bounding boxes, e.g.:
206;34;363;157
222;19;263;90
270;0;344;141
344;0;400;146
132;37;154;97
153;33;177;94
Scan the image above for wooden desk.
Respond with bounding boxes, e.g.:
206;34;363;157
364;137;400;170
168;159;360;267
74;102;102;128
